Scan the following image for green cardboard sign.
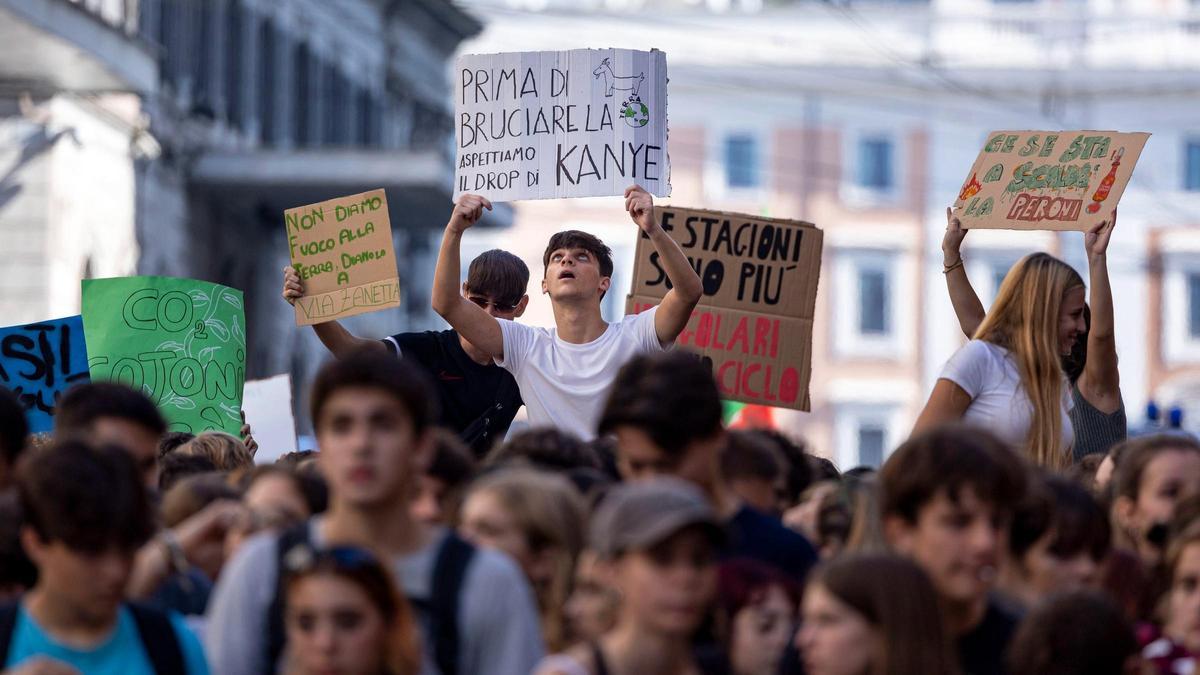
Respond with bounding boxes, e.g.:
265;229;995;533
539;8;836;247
82;276;246;435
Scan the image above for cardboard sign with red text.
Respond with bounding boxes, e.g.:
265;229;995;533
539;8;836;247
953;130;1149;232
628;206;822;411
627;297;813;410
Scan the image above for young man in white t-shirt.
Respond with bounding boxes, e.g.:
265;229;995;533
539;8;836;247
432;185;702;439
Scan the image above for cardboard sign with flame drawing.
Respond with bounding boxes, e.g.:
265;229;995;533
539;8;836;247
953;130;1149;232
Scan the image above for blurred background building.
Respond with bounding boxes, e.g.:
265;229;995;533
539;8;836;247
2;0;1200;464
0;0;498;429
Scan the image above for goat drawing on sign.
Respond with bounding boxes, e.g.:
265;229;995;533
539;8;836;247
593;57;645;99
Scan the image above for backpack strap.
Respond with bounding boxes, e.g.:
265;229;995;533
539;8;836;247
0;601;18;667
430;532;476;675
127;603;185;675
591;642;611;675
266;522;313;675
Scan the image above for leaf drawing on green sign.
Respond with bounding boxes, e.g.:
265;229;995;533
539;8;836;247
82;276;247;436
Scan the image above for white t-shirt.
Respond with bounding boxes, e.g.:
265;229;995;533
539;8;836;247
939;339;1074;451
495;307;667;439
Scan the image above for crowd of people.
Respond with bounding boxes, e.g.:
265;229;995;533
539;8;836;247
0;189;1195;675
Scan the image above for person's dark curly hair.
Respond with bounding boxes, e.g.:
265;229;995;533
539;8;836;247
486;427;599;472
18;440;156;553
598;351;722;459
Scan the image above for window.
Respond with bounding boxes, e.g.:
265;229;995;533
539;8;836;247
834;404;899;470
992;266;1010;298
966;255;1021;304
257;18;277;145
857;424;886;469
1164;256;1200;365
321;63;339;145
724;135;759;189
1186;141;1200;191
856;137;893;190
329;71;350;145
225;1;244;129
194;2;215;111
138;0;159;43
160;0;180;86
835;251;902;359
293;43;312;146
1189;273;1200;338
366;96;383;146
354;88;372;146
858;268;888;335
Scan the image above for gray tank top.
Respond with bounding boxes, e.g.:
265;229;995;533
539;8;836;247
1069;384;1126;461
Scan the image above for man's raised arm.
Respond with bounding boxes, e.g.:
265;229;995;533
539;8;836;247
281;266;386;357
431;194;505;358
625;185;702;344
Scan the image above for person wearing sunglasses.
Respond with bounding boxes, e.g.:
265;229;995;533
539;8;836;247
432;184;702;440
281;545;422;675
284;249;529;457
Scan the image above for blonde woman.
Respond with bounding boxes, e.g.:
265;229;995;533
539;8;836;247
939;207;1124;462
458;468;587;651
913;213;1112;467
179;431;255;472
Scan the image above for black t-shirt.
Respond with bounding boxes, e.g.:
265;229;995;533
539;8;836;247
723;505;818;585
957;599;1019;675
383;330;522;457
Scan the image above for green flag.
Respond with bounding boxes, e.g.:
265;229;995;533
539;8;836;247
722;400;746;426
82;276;246;435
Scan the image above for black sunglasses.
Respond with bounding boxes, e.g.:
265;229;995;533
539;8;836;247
467;295;520;312
283;544;379;575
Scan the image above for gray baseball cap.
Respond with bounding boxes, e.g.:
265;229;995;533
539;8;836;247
590;478;726;557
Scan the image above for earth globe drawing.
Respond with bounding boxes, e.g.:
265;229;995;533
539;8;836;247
621;97;650;128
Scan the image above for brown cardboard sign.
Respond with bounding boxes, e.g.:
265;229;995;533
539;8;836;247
628;296;813;410
953;130;1150;232
628;207;822;411
285;189;401;326
631;207;822;319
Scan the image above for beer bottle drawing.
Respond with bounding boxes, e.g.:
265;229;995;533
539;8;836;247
1087;147;1124;214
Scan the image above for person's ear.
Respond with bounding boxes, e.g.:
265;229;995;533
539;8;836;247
615;450;633;481
541;278;549;295
20;526;46;566
599;277;612;293
1113;496;1139;534
461;282;471;298
515;295;530;317
883;514;915;555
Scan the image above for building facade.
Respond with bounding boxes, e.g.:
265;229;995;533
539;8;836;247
0;0;491;432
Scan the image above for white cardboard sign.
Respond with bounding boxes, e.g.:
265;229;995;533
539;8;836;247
242;374;299;464
454;48;670;202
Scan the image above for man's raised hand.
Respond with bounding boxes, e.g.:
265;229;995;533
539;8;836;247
281;266;303;306
624;184;658;234
449;194;493;234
